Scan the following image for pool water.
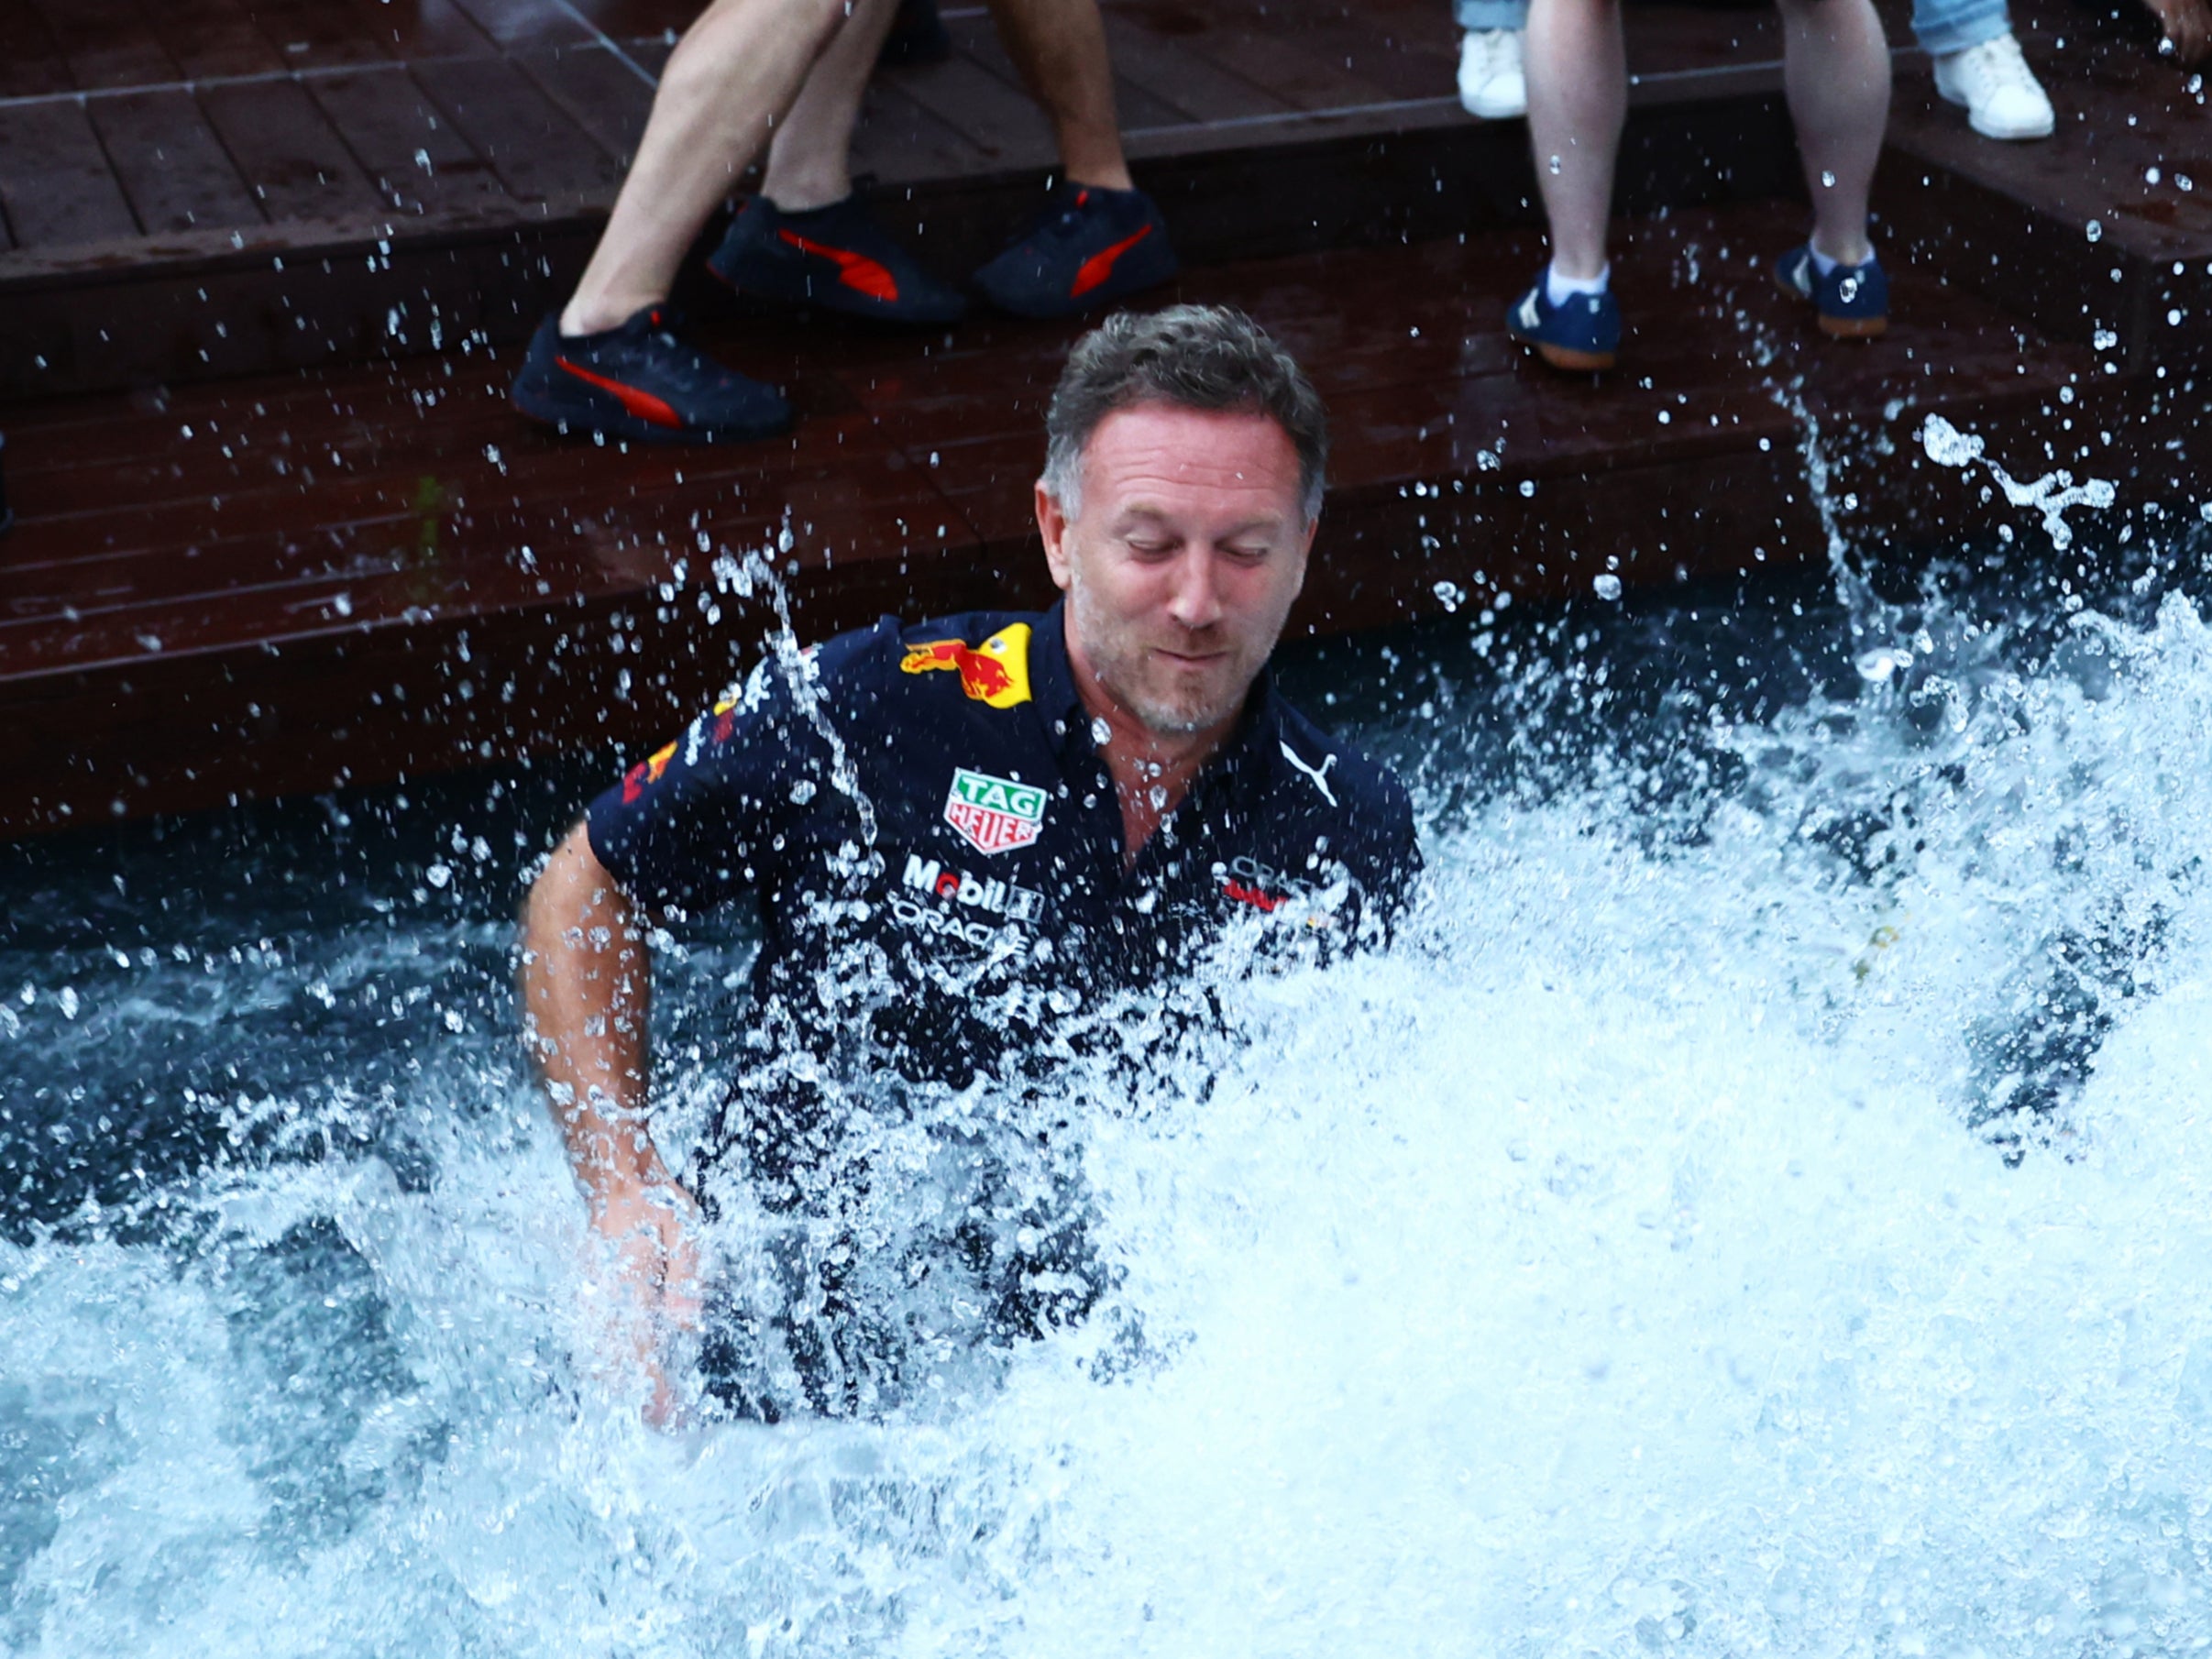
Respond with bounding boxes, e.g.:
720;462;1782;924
7;482;2212;1655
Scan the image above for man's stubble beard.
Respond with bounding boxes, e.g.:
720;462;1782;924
1067;567;1252;738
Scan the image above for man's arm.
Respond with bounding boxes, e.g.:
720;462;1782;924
520;820;700;1422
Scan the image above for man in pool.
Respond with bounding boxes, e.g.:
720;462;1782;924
520;304;1420;1423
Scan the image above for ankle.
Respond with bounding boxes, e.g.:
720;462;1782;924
1809;232;1872;269
1062;164;1137;193
1545;261;1610;305
764;176;853;215
560;295;651;338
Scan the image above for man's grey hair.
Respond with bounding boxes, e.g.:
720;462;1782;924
1040;304;1328;524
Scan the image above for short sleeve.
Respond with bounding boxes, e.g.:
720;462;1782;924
586;631;869;915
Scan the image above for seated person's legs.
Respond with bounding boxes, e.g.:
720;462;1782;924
706;0;972;324
706;0;1178;327
1506;0;1625;370
971;0;1181;317
510;0;855;445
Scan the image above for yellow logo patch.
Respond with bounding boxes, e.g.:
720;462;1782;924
898;622;1033;709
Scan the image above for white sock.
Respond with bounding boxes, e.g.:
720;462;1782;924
1808;245;1843;276
1544;263;1610;306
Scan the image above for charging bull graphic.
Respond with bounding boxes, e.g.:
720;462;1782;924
899;622;1033;709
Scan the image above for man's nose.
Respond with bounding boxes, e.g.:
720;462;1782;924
1167;547;1225;632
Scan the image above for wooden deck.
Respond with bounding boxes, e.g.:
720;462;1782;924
0;0;2206;833
0;0;1810;400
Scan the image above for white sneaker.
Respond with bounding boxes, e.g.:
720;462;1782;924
1457;27;1526;120
1931;31;2056;140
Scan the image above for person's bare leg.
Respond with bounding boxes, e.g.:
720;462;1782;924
561;0;853;336
759;0;902;211
985;0;1135;190
1777;0;1888;265
1524;0;1625;280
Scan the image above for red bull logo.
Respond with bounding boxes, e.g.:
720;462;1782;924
899;622;1033;709
622;740;678;803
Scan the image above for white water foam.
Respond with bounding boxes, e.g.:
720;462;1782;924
9;577;2212;1654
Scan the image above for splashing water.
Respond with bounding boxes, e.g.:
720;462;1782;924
1920;412;2120;552
7;487;2212;1654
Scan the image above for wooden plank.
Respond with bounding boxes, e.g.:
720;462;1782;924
941;11;1187;134
0;101;141;247
24;0;181;91
511;43;660;167
410;54;625;205
443;0;599;49
235;0;392;70
338;0;501;58
887;38;1057;169
141;0;290;79
850;77;999;187
308;66;513;218
1164;6;1398;112
1099;10;1300;126
199;78;388;224
91;90;264;237
0;5;74;100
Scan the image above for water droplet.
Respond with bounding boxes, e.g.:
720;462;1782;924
1090;717;1114;748
1854;646;1915;683
2147;165;2162;185
1820;170;1836;188
425;862;453;889
1518;479;1536;499
1546;155;1563;174
1592;573;1623;601
1432;581;1465;613
2085;220;2103;242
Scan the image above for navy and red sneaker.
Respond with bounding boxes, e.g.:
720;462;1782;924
974;182;1179;320
510;304;791;446
707;195;967;326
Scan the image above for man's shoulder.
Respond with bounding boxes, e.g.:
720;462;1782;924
821;610;1048;714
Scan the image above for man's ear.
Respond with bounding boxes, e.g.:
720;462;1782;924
1036;479;1075;593
1290;510;1319;599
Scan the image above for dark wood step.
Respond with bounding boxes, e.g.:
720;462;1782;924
2;199;2153;838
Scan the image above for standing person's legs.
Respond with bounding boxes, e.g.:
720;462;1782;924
984;0;1135;190
1776;0;1888;268
711;0;969;324
561;0;853;337
1455;0;1529;120
1524;0;1625;283
1915;0;2055;140
758;0;904;212
971;0;1179;317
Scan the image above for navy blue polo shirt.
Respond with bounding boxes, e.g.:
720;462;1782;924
586;602;1419;1154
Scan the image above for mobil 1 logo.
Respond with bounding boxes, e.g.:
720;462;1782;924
943;766;1046;856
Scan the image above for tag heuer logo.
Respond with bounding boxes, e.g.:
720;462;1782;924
944;766;1046;856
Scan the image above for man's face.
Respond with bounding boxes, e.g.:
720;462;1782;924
1037;403;1315;738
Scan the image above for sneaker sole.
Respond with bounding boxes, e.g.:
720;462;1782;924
1937;81;2054;140
705;256;968;329
1458;88;1527;119
1818;313;1888;340
1513;335;1614;372
512;377;792;447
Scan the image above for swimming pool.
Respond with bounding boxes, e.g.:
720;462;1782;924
6;487;2212;1654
